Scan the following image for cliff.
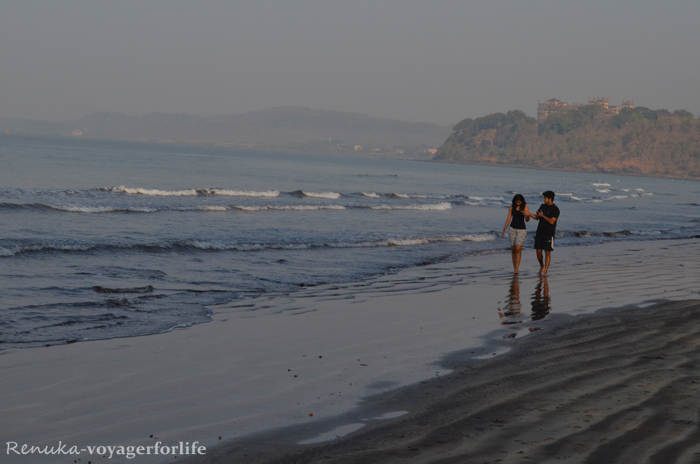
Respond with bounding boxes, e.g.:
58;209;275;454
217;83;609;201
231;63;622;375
434;106;700;178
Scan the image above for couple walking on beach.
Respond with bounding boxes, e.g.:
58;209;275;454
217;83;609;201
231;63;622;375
501;191;560;276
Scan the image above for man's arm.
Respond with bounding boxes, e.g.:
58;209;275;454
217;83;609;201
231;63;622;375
540;214;557;225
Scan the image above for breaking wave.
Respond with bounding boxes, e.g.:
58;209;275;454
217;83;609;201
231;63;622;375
294;190;342;199
107;186;280;197
233;205;347;212
45;204;159;213
0;233;495;257
203;189;280;197
0;202;457;214
371;202;452;211
109;186;199;196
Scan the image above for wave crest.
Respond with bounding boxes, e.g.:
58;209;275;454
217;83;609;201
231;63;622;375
298;191;342;199
371;202;452;211
110;186;198;196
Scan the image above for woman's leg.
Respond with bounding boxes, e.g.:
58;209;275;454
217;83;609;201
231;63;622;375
513;245;523;273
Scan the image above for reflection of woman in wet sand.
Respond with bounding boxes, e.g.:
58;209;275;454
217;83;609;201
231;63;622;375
498;274;522;324
501;194;531;274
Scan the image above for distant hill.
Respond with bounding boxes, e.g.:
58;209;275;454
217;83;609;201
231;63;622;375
1;107;451;157
434;106;700;179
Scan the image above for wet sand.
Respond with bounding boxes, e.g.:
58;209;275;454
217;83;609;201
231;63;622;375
186;298;700;464
2;239;700;464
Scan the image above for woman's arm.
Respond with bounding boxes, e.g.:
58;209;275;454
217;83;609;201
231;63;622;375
524;206;531;222
501;207;512;237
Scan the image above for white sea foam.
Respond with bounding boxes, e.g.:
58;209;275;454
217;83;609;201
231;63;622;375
275;205;346;211
233;205;347;212
634;188;645;192
232;206;267;212
24;243;94;252
45;205;158;213
434;233;495;243
0;243;95;255
0;247;15;257
207;189;280;197
609;195;629;200
386;238;430;246
591;183;611;187
302;191;341;199
371;202;452;211
596;189;611;193
179;240;313;251
198;206;228;211
359;192;380;198
111;186;198;196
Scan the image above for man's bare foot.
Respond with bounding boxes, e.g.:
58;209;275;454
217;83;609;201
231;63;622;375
514;270;519;274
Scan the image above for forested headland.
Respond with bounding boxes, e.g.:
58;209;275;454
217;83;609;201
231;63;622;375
434;106;700;179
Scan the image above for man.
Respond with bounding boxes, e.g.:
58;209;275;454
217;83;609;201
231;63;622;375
530;191;560;276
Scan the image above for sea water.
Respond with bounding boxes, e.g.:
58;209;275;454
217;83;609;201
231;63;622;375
1;134;698;348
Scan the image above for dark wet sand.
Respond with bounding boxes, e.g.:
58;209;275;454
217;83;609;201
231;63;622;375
185;299;700;464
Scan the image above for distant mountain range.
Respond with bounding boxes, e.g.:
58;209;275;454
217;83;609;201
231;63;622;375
0;107;451;157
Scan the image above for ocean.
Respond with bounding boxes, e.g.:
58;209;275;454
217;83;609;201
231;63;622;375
1;134;698;349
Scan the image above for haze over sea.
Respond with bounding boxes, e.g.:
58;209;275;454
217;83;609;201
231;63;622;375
1;134;698;349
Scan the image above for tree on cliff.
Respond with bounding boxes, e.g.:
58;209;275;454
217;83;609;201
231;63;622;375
434;106;700;178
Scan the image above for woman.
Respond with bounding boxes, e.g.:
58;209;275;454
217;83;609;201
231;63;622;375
501;194;530;274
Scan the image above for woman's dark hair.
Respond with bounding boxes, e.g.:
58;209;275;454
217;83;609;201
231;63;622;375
511;194;526;210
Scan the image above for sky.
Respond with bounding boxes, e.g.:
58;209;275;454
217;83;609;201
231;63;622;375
1;1;698;126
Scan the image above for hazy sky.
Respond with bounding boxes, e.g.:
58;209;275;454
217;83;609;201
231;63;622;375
1;1;698;125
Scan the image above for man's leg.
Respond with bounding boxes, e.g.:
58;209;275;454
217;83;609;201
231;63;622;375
536;249;544;274
542;250;552;276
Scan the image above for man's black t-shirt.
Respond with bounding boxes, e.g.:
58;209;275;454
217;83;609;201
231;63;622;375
535;203;560;237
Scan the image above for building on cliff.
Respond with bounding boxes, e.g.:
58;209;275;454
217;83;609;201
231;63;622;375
587;97;634;115
537;97;633;122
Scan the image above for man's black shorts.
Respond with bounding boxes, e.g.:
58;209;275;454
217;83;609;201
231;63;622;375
534;235;554;251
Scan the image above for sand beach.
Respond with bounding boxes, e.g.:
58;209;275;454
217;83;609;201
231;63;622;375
193;299;700;464
3;238;700;463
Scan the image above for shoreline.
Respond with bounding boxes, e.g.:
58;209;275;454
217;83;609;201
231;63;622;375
190;298;700;463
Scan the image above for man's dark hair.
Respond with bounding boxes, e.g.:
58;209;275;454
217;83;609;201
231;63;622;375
543;190;555;200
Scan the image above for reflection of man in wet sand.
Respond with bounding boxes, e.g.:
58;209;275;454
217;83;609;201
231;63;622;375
530;191;560;276
530;277;551;321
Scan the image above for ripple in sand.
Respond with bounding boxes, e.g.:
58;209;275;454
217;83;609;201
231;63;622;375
298;423;366;444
